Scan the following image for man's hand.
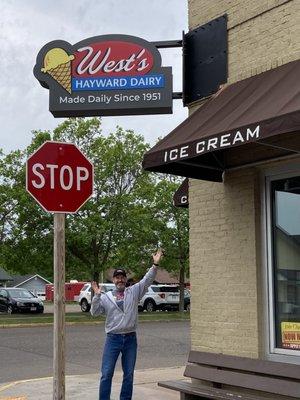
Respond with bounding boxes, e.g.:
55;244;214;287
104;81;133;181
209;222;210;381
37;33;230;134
91;281;102;295
152;248;164;266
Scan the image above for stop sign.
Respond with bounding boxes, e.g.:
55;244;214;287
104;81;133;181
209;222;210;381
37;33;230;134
26;141;93;213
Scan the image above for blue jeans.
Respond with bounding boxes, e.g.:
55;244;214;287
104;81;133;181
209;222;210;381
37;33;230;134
99;332;137;400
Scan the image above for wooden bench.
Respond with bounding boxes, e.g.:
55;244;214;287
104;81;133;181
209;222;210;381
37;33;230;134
158;350;300;399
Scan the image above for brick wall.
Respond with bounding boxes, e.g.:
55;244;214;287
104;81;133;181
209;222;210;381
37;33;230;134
189;169;262;356
189;0;300;84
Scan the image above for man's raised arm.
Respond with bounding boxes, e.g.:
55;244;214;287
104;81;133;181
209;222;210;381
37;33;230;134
132;249;164;300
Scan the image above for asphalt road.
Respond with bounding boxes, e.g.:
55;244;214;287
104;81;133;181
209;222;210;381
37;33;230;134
0;320;190;384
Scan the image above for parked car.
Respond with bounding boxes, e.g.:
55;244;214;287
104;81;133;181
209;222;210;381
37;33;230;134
78;283;115;312
0;288;44;314
139;285;190;312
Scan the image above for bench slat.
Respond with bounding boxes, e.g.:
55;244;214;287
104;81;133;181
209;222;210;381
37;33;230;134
188;351;300;380
185;364;300;398
158;380;264;400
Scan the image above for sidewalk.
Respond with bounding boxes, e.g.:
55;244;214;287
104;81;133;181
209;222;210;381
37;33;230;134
0;366;185;400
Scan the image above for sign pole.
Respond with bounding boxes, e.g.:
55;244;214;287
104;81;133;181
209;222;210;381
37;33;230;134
53;213;65;400
26;141;93;399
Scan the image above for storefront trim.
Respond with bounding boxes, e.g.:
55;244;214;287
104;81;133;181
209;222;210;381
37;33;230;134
262;163;300;364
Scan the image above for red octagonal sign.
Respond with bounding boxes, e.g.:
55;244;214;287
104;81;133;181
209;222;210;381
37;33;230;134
26;141;94;213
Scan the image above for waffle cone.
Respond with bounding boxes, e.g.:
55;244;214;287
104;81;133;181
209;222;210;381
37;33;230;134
48;61;72;93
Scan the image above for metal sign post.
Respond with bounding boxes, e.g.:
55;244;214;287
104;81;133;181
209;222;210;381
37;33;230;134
53;213;65;400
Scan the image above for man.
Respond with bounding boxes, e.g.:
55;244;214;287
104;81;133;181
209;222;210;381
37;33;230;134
91;249;163;400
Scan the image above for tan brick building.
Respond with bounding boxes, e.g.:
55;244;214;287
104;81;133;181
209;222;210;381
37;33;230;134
143;0;300;390
187;0;300;363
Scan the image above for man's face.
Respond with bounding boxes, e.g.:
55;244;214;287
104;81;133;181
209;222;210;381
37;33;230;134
113;274;127;291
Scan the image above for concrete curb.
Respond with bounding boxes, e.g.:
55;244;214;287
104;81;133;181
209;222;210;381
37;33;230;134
0;366;186;400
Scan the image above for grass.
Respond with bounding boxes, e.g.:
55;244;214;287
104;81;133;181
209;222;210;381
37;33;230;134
0;311;189;327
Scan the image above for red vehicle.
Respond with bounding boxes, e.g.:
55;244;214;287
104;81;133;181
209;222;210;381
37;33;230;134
46;282;86;301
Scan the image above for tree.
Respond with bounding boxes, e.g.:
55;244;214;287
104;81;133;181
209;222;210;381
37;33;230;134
0;149;22;247
0;130;54;278
152;175;189;312
52;118;154;282
0;118;189;299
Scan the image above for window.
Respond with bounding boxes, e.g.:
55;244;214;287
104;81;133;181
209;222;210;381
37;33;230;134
103;284;114;292
7;289;35;299
160;286;179;292
150;285;179;292
268;174;300;353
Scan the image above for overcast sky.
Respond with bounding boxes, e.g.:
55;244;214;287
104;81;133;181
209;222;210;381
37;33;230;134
1;0;188;153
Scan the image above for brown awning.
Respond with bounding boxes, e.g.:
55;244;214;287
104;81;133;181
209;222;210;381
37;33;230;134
173;179;189;208
143;60;300;182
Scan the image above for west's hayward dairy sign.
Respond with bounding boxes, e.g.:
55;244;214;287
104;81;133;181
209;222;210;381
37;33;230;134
34;35;173;117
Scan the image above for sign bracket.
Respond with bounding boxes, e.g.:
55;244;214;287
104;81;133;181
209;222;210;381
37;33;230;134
152;40;182;48
172;92;183;99
152;37;184;100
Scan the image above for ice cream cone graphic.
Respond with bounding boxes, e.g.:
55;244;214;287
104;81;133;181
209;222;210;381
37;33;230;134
41;48;74;94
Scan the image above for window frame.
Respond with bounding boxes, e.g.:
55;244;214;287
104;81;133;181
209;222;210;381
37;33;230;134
264;164;300;363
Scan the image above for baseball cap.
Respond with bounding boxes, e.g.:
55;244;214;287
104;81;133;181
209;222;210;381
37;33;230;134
113;268;127;278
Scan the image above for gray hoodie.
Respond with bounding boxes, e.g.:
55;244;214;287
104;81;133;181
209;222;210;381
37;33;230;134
90;265;157;334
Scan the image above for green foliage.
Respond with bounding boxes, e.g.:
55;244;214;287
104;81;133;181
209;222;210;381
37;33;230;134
0;118;189;286
0;311;189;327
